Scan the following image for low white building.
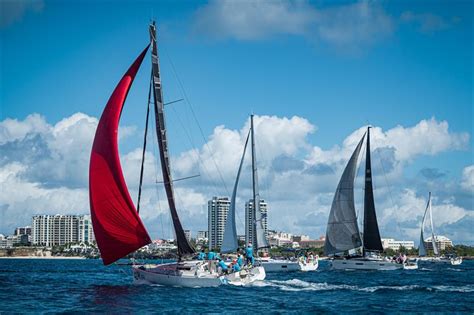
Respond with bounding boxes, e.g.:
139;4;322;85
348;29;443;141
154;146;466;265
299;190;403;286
268;231;293;247
381;238;415;251
424;235;453;251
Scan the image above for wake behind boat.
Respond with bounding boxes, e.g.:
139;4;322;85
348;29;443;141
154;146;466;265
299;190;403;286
324;127;412;271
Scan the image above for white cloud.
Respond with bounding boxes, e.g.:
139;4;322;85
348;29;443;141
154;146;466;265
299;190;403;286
0;113;471;245
306;118;469;168
0;162;89;233
193;0;394;49
194;0;316;40
314;0;393;47
461;165;474;193
0;114;50;145
173;115;314;184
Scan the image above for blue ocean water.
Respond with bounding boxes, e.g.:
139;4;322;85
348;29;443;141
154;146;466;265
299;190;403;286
0;259;473;313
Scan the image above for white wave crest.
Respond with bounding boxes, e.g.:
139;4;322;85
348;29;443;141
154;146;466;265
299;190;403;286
259;279;474;293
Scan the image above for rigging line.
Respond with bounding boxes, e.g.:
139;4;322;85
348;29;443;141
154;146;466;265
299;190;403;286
163;48;230;196
168;103;222;199
137;71;153;214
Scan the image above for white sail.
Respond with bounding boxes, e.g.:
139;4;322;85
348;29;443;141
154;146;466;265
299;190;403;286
221;130;250;253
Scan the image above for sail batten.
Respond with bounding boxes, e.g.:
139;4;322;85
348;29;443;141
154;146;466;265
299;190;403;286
221;130;251;253
324;133;366;256
89;46;152;266
363;127;384;252
149;23;195;256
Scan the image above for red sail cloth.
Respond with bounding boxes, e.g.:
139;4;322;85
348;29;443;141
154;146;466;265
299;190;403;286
89;46;151;265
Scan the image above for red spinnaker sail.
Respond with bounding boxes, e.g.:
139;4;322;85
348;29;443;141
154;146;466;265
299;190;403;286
89;46;151;265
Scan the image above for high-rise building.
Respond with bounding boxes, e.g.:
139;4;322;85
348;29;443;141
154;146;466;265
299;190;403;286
32;214;95;247
78;215;95;244
245;199;268;247
208;197;230;250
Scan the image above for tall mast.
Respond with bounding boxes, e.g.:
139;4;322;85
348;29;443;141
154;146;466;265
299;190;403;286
250;115;269;250
363;126;383;253
149;22;194;257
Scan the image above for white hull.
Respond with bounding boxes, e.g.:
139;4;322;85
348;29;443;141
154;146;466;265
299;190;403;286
223;266;266;286
132;261;223;287
258;259;300;272
450;257;462;265
298;257;319;271
331;258;404;271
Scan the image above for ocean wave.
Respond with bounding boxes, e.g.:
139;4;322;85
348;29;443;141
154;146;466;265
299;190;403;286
258;279;474;293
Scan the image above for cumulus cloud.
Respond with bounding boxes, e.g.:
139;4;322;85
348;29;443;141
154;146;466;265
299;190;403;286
0;113;471;245
193;0;394;49
306;118;469;169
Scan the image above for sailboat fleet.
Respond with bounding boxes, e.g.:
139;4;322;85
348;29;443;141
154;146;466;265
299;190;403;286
88;22;462;287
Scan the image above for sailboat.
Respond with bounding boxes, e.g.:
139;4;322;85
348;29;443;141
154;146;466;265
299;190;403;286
89;22;226;287
418;193;462;265
324;127;411;270
220;115;266;285
222;116;316;272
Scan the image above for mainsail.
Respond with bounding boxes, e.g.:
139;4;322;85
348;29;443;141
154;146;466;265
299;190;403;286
324;133;366;256
251;115;270;250
89;46;152;265
418;192;430;257
221;130;251;253
149;22;195;256
363;127;384;252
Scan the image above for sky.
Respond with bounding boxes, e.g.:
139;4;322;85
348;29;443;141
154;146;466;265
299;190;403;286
0;0;472;245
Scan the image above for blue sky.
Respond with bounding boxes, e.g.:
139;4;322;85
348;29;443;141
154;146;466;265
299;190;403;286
0;0;472;244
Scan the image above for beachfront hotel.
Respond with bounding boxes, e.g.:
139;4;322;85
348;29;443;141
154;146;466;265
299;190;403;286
32;214;95;247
